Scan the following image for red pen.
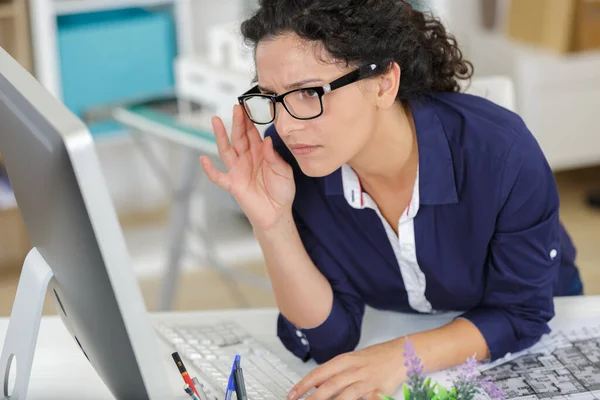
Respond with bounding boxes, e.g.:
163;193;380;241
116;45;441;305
172;352;200;397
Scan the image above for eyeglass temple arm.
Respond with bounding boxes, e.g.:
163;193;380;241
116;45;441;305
240;63;379;97
326;64;379;93
238;85;261;105
243;85;261;95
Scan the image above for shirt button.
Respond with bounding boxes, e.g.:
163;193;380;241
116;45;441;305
301;338;309;346
296;330;303;338
550;249;558;259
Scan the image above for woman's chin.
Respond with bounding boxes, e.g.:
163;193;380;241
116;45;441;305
296;158;341;178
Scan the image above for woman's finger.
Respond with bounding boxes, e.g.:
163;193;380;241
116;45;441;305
336;383;376;400
243;106;263;148
244;110;263;166
212;116;237;170
305;371;363;400
231;104;250;154
290;354;355;399
200;156;233;192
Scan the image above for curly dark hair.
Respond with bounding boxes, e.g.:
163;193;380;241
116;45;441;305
241;0;473;101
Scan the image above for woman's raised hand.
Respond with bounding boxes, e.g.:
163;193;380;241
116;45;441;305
200;105;296;231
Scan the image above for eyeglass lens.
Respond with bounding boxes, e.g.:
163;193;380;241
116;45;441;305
243;96;275;124
243;89;323;124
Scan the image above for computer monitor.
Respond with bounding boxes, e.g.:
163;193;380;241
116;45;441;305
0;48;172;399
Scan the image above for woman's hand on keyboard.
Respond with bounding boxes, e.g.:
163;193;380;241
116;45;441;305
287;340;406;400
201;105;296;231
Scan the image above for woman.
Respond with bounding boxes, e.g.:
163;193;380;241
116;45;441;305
200;0;583;399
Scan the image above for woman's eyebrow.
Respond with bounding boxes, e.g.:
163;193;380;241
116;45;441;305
284;78;323;90
258;78;324;94
257;85;275;94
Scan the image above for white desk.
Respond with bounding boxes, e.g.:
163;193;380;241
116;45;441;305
2;296;599;399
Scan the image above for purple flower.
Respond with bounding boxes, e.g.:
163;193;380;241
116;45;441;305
403;338;424;377
401;337;433;400
453;355;484;400
398;343;506;400
457;354;478;382
479;375;505;400
454;355;506;400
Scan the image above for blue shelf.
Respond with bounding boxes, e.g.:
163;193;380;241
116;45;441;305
57;7;178;137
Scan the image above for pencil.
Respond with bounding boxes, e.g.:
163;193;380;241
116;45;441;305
172;352;200;397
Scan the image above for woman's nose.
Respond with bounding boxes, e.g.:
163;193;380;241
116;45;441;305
274;103;304;137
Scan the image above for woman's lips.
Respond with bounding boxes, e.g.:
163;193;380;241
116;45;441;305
289;144;321;156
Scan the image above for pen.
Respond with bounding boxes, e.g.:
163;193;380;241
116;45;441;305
225;374;234;400
225;356;238;400
233;356;248;400
172;352;200;397
184;384;201;400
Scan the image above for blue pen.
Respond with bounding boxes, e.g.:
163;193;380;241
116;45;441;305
233;357;248;400
224;355;240;400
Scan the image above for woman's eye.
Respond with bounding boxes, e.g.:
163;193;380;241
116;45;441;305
300;89;318;98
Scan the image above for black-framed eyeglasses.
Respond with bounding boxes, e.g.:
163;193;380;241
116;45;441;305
237;63;380;125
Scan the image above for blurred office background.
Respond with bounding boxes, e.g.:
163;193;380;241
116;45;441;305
0;0;599;315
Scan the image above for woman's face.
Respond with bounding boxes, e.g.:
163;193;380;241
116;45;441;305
255;33;380;177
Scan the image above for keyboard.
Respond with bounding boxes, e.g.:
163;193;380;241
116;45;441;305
156;320;307;400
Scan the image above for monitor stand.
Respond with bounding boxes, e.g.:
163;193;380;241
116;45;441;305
0;247;54;400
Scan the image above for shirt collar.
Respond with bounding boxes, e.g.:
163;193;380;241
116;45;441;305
340;164;421;219
323;97;458;205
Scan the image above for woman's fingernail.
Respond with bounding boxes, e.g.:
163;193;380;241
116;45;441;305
288;390;296;400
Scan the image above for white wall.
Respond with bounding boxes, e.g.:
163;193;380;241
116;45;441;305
191;0;249;54
424;0;481;59
422;0;512;70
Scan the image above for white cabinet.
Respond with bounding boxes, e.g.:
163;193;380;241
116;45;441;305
468;33;600;171
426;0;600;171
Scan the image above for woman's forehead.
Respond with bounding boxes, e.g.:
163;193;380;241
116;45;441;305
255;35;341;90
256;35;325;70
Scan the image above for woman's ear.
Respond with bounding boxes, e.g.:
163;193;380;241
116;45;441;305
377;62;401;109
